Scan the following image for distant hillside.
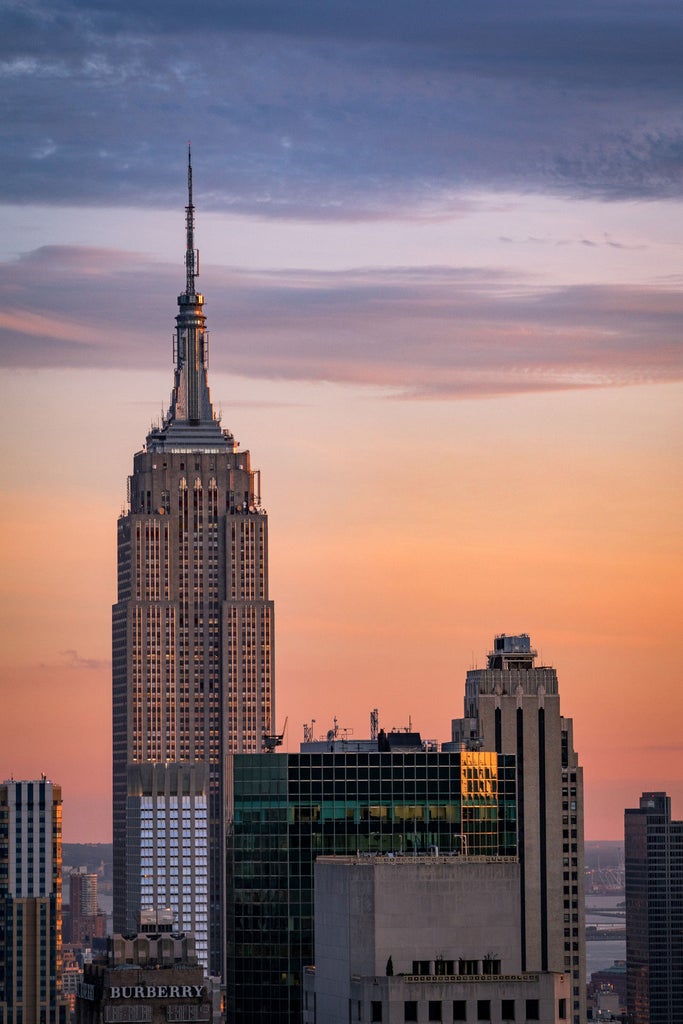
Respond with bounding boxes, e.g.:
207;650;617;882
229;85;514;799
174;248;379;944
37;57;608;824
63;843;112;883
585;840;623;870
62;842;619;875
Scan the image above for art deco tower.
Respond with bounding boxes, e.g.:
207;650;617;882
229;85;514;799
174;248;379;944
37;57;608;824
112;150;274;976
451;634;585;1024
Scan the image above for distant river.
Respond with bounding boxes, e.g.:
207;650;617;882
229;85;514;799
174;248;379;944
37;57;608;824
585;894;625;977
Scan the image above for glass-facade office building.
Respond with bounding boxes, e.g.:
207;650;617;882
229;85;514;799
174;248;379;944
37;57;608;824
125;762;210;970
226;749;516;1023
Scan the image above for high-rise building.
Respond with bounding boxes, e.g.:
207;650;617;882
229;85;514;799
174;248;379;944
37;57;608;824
64;867;106;945
0;777;70;1023
450;633;586;1024
625;791;683;1024
112;150;274;976
226;744;518;1022
71;869;98;918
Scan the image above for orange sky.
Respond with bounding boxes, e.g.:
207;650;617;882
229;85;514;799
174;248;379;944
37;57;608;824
4;0;683;850
1;364;680;843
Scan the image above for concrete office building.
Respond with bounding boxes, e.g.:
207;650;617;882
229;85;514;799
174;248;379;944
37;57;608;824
304;856;571;1024
0;778;69;1024
112;150;274;976
226;745;517;1022
450;634;585;1024
625;791;683;1024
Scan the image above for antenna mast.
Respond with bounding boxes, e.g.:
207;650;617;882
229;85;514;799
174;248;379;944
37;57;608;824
185;143;199;296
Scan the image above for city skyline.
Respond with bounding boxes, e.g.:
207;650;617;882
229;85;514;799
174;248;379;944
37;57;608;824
1;1;682;845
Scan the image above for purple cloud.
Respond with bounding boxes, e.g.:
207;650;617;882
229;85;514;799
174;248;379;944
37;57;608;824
1;246;681;399
2;1;683;213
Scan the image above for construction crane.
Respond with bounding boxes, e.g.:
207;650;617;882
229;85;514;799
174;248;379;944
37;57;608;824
263;717;288;753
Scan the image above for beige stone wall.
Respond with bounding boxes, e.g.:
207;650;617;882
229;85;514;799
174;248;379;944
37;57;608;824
311;856;571;1024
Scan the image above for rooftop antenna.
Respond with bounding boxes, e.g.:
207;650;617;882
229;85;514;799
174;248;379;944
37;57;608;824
185;142;199;296
302;718;316;743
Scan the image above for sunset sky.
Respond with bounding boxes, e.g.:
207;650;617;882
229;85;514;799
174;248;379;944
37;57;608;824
1;1;682;843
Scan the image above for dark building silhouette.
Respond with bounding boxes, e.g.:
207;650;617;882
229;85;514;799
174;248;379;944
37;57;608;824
625;791;683;1024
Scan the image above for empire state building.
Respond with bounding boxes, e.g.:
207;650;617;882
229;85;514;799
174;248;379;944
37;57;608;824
112;151;274;975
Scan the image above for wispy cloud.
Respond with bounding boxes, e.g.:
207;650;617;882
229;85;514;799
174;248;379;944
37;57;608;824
58;649;110;671
29;651;110;673
499;234;647;251
2;246;681;398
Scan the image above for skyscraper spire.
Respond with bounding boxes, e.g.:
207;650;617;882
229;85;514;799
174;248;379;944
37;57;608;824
147;148;229;451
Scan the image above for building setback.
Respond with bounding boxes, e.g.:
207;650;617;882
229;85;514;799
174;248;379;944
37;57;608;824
112;149;274;977
0;778;70;1024
625;791;683;1024
226;747;517;1022
450;634;585;1024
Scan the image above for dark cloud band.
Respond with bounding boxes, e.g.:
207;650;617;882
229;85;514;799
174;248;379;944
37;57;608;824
2;1;683;212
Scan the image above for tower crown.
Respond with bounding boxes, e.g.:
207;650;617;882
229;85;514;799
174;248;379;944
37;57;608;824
146;148;230;453
487;633;537;671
